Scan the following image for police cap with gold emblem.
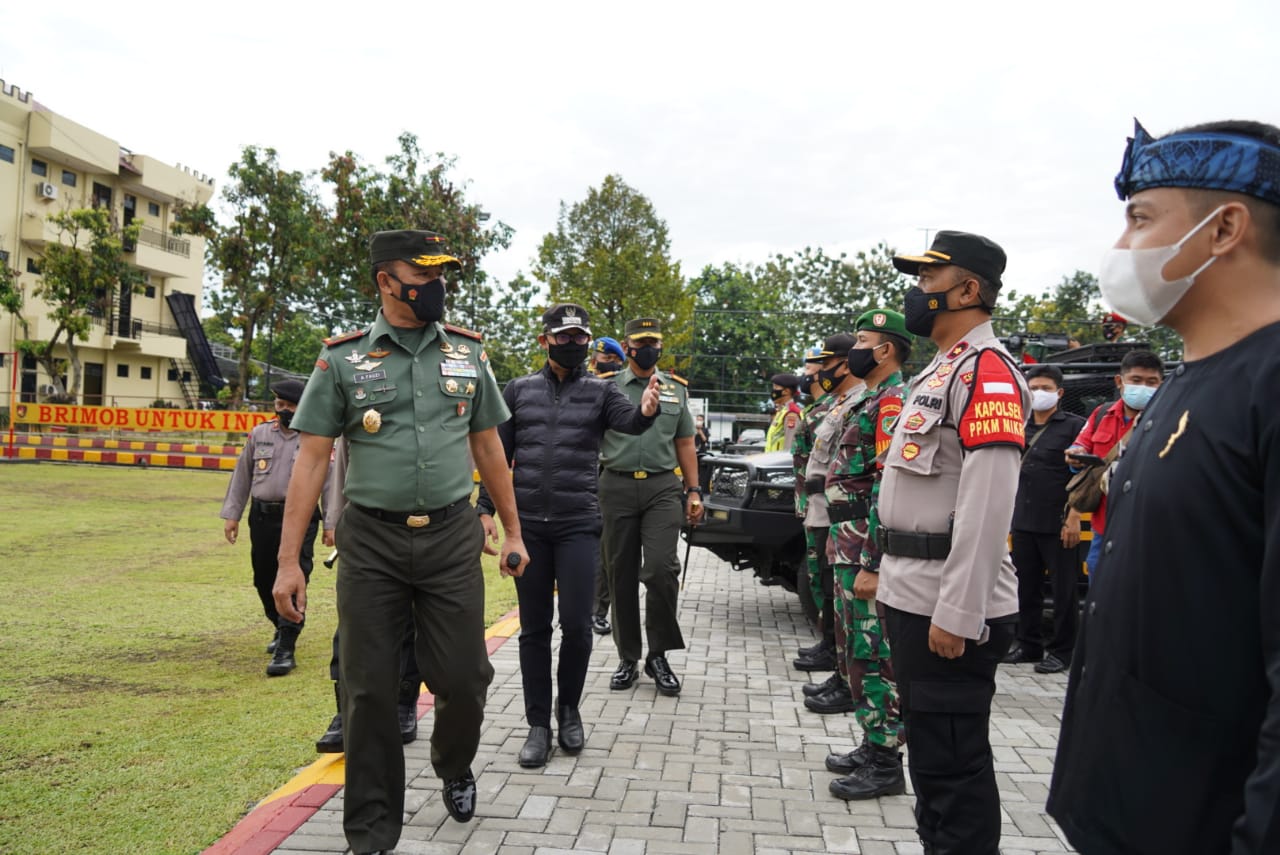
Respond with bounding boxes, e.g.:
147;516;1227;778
624;317;663;340
816;332;857;359
892;231;1006;288
369;230;462;271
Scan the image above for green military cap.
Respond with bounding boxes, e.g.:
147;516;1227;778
855;309;912;339
369;229;462;270
624;317;663;340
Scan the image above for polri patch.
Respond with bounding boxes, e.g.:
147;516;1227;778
353;369;387;383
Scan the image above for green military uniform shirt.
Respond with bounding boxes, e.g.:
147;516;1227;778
599;366;693;473
291;311;510;511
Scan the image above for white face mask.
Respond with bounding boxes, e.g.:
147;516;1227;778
1098;205;1225;326
1030;389;1060;412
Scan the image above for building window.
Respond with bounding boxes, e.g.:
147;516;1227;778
32;159;47;176
0;250;9;264
144;285;156;298
117;364;129;378
141;366;152;380
62;169;76;187
26;258;40;274
0;145;14;164
167;368;179;381
148;201;160;216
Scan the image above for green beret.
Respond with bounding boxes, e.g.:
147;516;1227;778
855;309;912;340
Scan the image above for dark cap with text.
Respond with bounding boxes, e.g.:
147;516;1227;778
542;303;592;335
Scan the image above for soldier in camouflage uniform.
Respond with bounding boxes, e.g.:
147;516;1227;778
817;309;912;800
791;346;836;668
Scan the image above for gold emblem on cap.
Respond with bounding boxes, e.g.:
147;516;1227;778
362;409;382;434
445;379;458;393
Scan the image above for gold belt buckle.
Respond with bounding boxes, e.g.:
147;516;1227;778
634;471;648;479
406;514;431;528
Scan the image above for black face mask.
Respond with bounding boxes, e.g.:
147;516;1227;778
390;274;446;324
595;359;623;373
815;364;845;393
630;345;662;371
845;345;881;380
769;388;786;402
549;342;589;368
276;409;294;430
902;285;950;337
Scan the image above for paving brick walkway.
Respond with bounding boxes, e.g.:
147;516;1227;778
269;546;1076;854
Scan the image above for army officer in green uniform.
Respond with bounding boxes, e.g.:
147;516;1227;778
275;230;527;855
600;317;704;697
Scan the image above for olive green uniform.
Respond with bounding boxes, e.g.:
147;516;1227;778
599;367;694;661
292;311;508;852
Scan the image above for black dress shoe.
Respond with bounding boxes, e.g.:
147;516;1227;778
802;672;842;698
398;703;419;744
793;643;837;672
315;714;343;753
1035;653;1069;674
1002;643;1043;664
518;726;552;768
591;616;611;635
644;655;681;696
556;705;584;753
442;769;476;822
610;659;639;690
804;684;856;714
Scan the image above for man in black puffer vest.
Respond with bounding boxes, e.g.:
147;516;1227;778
477;303;659;768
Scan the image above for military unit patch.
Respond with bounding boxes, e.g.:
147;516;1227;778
904;412;926;431
901;442;921;461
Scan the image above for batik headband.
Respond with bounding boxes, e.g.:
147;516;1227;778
1115;119;1280;206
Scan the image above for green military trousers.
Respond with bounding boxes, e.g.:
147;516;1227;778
599;469;686;662
334;503;494;853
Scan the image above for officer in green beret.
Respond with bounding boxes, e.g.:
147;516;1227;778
599;317;703;697
274;229;528;854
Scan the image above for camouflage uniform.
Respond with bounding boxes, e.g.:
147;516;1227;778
825;372;906;748
793;392;833;608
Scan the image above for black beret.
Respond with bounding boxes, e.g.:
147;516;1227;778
270;379;305;404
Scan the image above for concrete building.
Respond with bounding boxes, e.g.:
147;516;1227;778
0;78;222;410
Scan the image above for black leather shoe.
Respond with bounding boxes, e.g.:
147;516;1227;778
825;739;871;774
1003;644;1043;664
266;628;280;654
802;672;842;698
315;714;343;753
644;655;681;696
591;616;611;635
556;705;584;754
797;640;824;658
265;647;296;676
610;660;639;690
518;726;552;768
793;643;837;672
805;684;856;714
398;703;419;744
1035;653;1069;674
829;743;906;800
442;769;476;822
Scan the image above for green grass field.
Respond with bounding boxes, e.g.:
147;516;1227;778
0;463;520;854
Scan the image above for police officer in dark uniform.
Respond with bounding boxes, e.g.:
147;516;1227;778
274;229;528;855
220;378;335;676
600;317;704;696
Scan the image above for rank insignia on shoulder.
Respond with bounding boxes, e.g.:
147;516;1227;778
443;323;483;342
324;328;368;347
946;342;970;360
669;373;689;387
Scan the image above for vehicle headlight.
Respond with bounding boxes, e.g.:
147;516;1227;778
709;465;749;499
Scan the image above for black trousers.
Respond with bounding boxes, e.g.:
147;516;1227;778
334;503;493;853
1010;529;1079;660
514;516;601;727
883;605;1015;855
248;500;317;629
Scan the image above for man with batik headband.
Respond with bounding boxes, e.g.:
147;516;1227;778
1049;120;1280;855
876;231;1027;855
817;310;910;802
275;229;528;854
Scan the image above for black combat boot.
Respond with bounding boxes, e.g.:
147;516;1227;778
266;622;301;677
315;683;343;753
828;742;906;800
266;627;281;654
825;735;872;774
792;637;836;671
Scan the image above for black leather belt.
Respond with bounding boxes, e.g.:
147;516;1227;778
252;499;286;514
352;497;470;528
875;526;952;560
827;497;870;523
804;475;826;495
606;469;673;480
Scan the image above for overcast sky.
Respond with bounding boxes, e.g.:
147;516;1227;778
4;0;1278;314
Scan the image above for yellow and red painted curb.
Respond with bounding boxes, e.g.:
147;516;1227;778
4;433;242;470
202;610;521;855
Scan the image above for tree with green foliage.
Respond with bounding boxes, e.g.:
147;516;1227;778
174;146;323;404
316;133;514;333
8;208;144;400
250;312;329;379
533;174;693;365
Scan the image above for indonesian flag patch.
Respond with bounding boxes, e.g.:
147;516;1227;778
957;349;1026;450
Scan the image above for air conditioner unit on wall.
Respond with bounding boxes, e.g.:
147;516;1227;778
37;383;57;397
37;182;58;200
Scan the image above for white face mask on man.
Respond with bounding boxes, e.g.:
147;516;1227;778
1097;205;1225;326
1030;389;1060;412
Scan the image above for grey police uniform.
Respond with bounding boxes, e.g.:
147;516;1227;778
291;311;508;853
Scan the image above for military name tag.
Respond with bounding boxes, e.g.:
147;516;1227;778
353;369;387;383
440;363;478;378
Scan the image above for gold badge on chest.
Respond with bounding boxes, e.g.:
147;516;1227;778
362;409;382;434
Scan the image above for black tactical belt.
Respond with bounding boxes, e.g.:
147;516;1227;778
827;497;870;523
352;497;470;529
804;475;826;495
252;499;286;514
875;526;952;560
